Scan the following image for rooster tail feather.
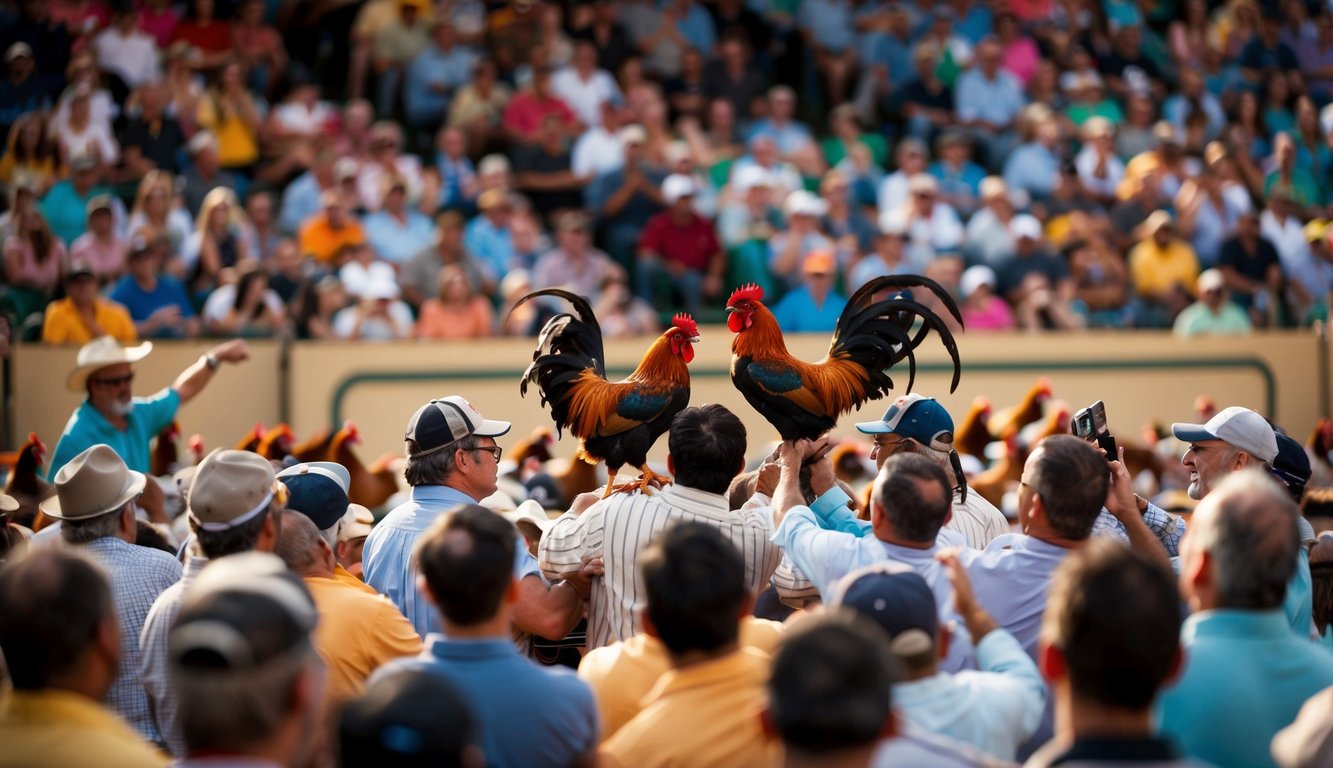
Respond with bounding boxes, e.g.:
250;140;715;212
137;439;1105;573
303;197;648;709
518;289;611;437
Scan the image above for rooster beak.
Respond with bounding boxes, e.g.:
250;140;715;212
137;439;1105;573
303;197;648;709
690;336;700;344
724;306;737;314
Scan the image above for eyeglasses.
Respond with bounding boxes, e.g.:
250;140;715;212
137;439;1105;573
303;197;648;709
469;444;502;462
869;435;906;454
92;372;135;387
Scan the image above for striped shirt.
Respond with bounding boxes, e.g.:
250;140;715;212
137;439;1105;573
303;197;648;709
82;536;182;743
139;554;208;757
539;484;782;650
949;489;1011;549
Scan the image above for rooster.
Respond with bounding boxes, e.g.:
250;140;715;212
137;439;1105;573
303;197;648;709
235;423;265;452
1;434;54;528
293;427;334;464
151;422;181;477
1308;418;1333;489
955;397;995;459
329;421;402;509
508;426;556;472
726;277;962;441
988;378;1052;439
516;288;698;497
971;429;1025;508
187;434;207;466
257;423;296;463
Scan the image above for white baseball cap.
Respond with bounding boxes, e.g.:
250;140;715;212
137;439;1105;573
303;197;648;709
1171;406;1278;464
662;174;698;204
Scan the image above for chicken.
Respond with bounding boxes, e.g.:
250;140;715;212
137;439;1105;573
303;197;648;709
187;434;207;466
257;423;296;463
1;433;53;528
970;429;1025;509
517;288;698;496
1307;418;1333;489
151;422;181;478
955;397;995;459
508;426;556;474
235;423;265;452
726;277;962;441
329;421;401;509
292;427;334;464
988;378;1052;439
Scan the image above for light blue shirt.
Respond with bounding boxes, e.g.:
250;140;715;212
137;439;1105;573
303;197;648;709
1002;142;1061;199
363;209;435;265
954;68;1026;127
675;3;716;54
773;505;976;672
771;287;847;333
49;389;180;480
404;43;476;125
462;214;514;284
799;0;856;52
1286;546;1315;640
893;629;1046;761
1156;609;1333;768
278;171;321;235
363;485;541;639
746;119;816;156
374;636;598;768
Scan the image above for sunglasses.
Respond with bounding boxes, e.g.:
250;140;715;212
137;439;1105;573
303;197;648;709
92;372;135;387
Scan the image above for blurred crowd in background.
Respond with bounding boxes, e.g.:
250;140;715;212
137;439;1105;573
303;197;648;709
4;0;1333;348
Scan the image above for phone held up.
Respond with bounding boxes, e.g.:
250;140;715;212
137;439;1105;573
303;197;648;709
1072;400;1118;461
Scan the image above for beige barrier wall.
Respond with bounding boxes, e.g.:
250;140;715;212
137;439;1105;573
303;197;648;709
8;331;1324;463
8;341;283;460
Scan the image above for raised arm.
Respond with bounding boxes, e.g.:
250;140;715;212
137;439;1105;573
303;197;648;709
172;339;250;405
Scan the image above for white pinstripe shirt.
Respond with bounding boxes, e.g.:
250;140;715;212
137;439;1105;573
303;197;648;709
539;484;782;650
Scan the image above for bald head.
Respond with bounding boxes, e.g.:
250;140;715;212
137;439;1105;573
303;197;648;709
273;509;332;577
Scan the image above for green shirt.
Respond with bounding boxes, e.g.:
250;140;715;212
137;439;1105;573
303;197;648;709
1172;301;1253;336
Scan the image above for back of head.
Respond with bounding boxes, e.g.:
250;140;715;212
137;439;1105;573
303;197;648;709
0;548;111;690
668;404;747;495
641;520;746;656
413;504;515;627
189;449;281;559
873;453;952;543
340;667;477;768
273;509;324;573
1192;469;1300;611
1030;435;1109;540
768;612;898;756
170;552;319;756
1042;540;1182;711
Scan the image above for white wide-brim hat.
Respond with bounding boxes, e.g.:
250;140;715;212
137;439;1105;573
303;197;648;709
66;336;153;393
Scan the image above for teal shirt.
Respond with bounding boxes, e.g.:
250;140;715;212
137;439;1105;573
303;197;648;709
1155;609;1333;768
49;389;180;480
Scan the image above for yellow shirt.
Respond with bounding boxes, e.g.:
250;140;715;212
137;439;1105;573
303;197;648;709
598;648;782;768
580;618;784;742
196;95;260;168
1128;238;1200;298
0;689;169;768
298;216;366;264
41;297;137;344
305;573;423;703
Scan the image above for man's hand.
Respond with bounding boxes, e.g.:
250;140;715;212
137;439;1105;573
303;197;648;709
1103;446;1138;522
137;475;170;525
755;455;781;498
807;440;837;497
208;339;250;365
564;555;604;600
937;548;997;641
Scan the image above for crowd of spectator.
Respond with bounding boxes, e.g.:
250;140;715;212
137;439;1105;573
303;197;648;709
4;0;1333;348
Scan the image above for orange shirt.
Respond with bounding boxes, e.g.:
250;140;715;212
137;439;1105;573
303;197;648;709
304;573;423;703
415;297;495;339
298;215;366;264
41;298;137;345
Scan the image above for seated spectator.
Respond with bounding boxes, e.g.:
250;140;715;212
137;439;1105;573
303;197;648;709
1074;118;1124;205
1062;71;1124;129
0;48;52;151
242;191;281;265
127;170;192;257
996;215;1081;331
822;104;887;173
1128;211;1200;327
54;84;118;175
370;0;430;117
434;126;479;212
119;83;185;179
462;190;515;285
333;278;413;340
180;132;242;216
730;135;804;203
2;207;66;323
1265;132;1322;211
502;64;580;144
532;210;622;304
0;113;57;196
585;126;666;271
69;194;127;284
1174;268;1253;336
231;0;286;95
849;224;923;291
108;235;199;339
1218;211;1284;320
964;176;1020;266
364;176;434;267
769;190;833;292
339;242;398;301
1177;153;1250;269
1240;14;1301;90
201;264;286;337
959;264;1016;331
299;190;367;266
358;122;425;214
265;68;336;155
748;85;822;175
447;59;512;157
929;130;986;217
571;103;629;181
171;0;233;70
715;165;781;293
877;137;931;215
1117;92;1160;161
42;261;136;344
635;174;725;316
955;37;1026;166
900;42;956;144
1164;69;1226;143
1119;122;1198;204
185;187;253;295
404;210;489;310
405;19;476;133
552;38;622;129
92;8;159;90
195;60;262;174
1067;234;1133;328
42;154;117;248
771;251;847;333
1287;220;1333;323
160;43;203;132
593;274;660;338
416;264;495;340
881;174;965;266
1003;107;1061;201
514;115;588;224
293;275;347;340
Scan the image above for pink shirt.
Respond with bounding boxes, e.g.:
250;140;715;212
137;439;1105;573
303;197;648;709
962;296;1016;331
5;237;66;294
1001;38;1041;86
69;233;128;280
138;6;180;48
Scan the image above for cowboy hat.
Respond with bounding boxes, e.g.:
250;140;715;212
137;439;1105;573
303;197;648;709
39;444;146;521
66;336;153;393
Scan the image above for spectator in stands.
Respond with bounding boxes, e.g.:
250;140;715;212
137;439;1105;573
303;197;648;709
929;130;986;217
1241;14;1301;91
503;64;579;144
70;194;127;284
1066;235;1133;328
1063;72;1123;129
168;553;326;768
1003;107;1062;201
160;43;203;133
732;134;803;202
532;210;621;302
956;37;1026;167
293;275;346;341
1174;268;1253;336
416;264;495;340
371;0;430;117
821;170;876;258
572;102;630;180
127;170;191;256
448;58;512;157
299;190;366;266
552;38;622;129
357;122;425;213
3;206;66;324
1218;211;1283;322
333;278;412;341
195;61;262;176
365;176;433;267
960;264;1016;331
265;68;334;154
1287;220;1333;323
849;223;921;290
42;154;114;248
433;126;479;212
900;42;956;145
877;137;931;214
0;548;170;767
703;35;767;127
769;190;833;292
963;176;1018;266
0;113;57;195
749;85;821;174
242;191;280;265
0;45;50;146
339;240;397;300
109;235;199;339
404;210;486;310
636;173;725;316
1158;470;1333;767
119;83;185;178
461;189;514;287
186;187;252;295
882;173;965;266
1074;118;1124;205
405;20;476;136
772;251;847;333
42;260;136;344
1128;211;1200;327
171;0;232;70
55;85;118;175
513;113;587;222
715;165;780;293
180;132;241;216
231;0;286;96
92;7;158;92
202;264;287;338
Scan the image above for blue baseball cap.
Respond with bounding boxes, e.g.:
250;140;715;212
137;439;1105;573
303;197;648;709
1271;433;1311;492
277;462;351;531
831;563;939;658
855;394;955;453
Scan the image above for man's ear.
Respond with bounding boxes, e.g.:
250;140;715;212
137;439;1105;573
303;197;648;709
257;510;279;552
1038;640;1066;685
667;454;675;476
641;609;660;640
120;505;137;539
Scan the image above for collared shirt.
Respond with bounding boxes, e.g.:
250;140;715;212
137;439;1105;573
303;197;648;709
771;287;849;333
363;209;435;266
963;535;1071;661
0;689;170;768
638;211;721;272
1089;503;1186;557
50;388;181;480
895;629;1045;761
550;67;622;127
404;43;476;124
540;484;781;649
1024;736;1203;767
530;246;620;301
462;214;515;284
304;573;422;703
599;648;780;768
1155;609;1333;768
140;554;208;757
298;215;366;264
41;297;138;345
83;537;183;742
772;504;976;672
1129;239;1200;298
955;69;1027;127
578;618;784;742
363;484;541;639
374;636;598;768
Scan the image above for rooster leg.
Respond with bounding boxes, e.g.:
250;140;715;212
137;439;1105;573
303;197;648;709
635;465;671;494
600;468;619;499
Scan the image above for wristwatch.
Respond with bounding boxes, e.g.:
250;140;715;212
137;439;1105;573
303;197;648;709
204;353;220;371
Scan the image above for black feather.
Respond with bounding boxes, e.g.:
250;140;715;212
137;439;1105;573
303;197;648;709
513;289;606;438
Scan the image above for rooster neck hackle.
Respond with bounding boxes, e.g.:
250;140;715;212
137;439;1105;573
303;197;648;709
730;303;790;359
626;334;692;387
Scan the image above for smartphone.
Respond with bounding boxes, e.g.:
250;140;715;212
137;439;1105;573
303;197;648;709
1072;400;1118;460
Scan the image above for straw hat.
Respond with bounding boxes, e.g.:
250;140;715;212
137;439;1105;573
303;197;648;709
66;336;153;393
39;444;146;521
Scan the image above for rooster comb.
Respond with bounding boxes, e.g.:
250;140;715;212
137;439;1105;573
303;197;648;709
670;313;699;336
727;284;764;305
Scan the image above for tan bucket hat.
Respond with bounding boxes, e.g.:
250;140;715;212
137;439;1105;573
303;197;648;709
189;449;279;531
66;336;153;393
39;444;146;520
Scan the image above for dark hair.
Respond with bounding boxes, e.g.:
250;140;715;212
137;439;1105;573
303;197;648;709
1312;538;1333;636
668;405;747;495
403;438;475;487
135;520;176;554
1043;541;1182;710
768;612;898;755
340;667;476;768
873;453;952;543
641;521;746;655
0;513;26;562
195;504;277;559
233;267;270;319
414;504;515;626
0;548;112;689
1030;435;1109;540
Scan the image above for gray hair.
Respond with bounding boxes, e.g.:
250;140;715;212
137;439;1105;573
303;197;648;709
273;510;322;573
1192;469;1301;610
60;505;129;545
404;438;480;487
